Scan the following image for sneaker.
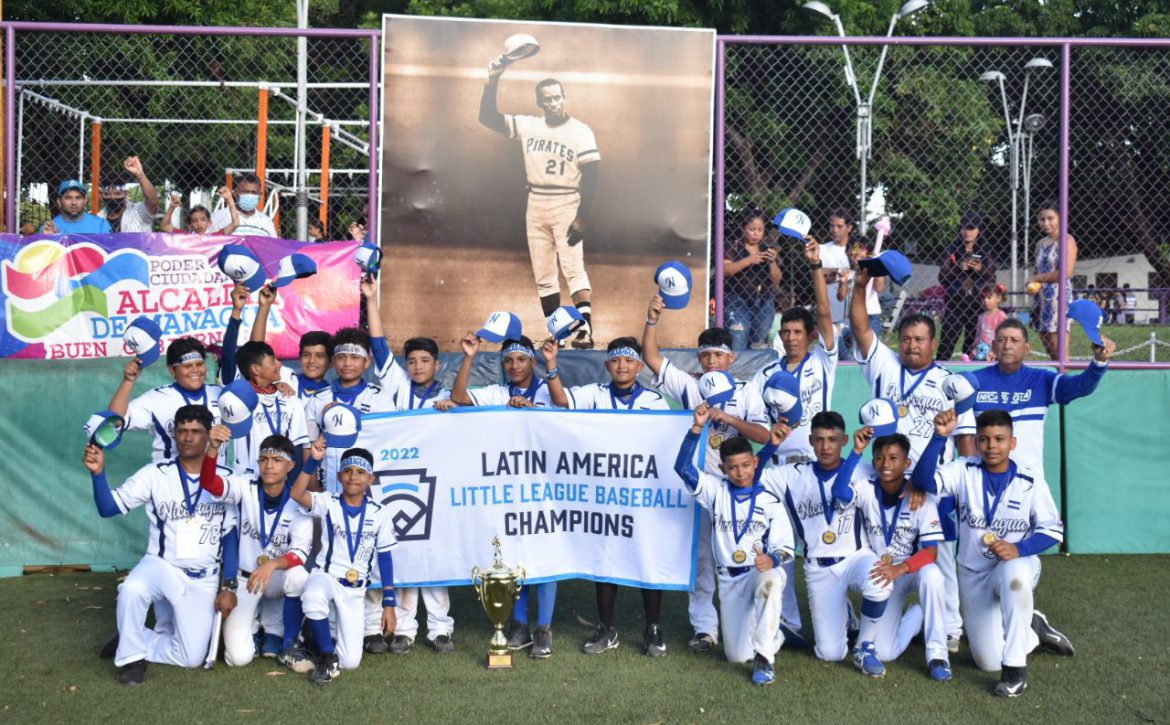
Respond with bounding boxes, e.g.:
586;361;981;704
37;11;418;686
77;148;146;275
751;655;775;686
363;634;389;654
852;641;886;678
530;625;553;659
779;623;809;650
947;634;961;654
687;632;716;653
583;624;619;655
928;659;953;682
99;633;119;659
253;632;263;657
389;634;413;655
644;624;666;657
310;652;341;685
431;634;455;655
994;666;1028;697
278;646;315;674
1031;611;1075;656
506;620;532;651
116;659;147;686
260;632;282;658
570;328;594;349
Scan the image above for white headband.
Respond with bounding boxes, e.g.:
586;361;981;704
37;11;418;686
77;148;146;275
177;351;203;365
502;343;536;359
698;344;732;355
340;455;373;473
334;343;369;359
259;447;293;463
607;347;642;362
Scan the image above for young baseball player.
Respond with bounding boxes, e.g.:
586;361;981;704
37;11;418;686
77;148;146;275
228;341;310;476
673;405;796;686
912;409;1065;697
757;411;892;677
853;431;951;681
287;442;398;684
547;337;672;656
83;405;233;685
642;299;769;653
246;284;334;399
200;428;312;670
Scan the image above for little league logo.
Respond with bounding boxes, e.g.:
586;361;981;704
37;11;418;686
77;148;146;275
373;468;438;542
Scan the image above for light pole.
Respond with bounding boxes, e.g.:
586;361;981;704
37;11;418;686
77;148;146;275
1021;112;1047;282
803;0;927;233
979;57;1053;296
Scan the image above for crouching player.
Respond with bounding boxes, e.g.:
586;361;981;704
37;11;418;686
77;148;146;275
200;427;312;670
674;403;795;686
913;409;1064;698
287;440;397;684
852;429;951;681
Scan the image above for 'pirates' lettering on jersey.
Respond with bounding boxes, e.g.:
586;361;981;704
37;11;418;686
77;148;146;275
505;114;600;193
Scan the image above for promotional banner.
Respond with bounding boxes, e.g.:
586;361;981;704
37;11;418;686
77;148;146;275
0;233;360;360
357;407;700;589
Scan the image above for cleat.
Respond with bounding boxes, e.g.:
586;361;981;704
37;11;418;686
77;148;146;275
1031;611;1075;656
278;646;315;674
928;659;953;682
506;620;532;651
994;666;1028;697
852;641;886;678
583;624;619;655
779;623;809;650
947;634;961;654
363;634;389;654
530;625;553;659
570;328;594;349
117;659;147;686
310;652;341;685
99;633;119;659
751;655;775;686
644;624;666;657
260;632;282;658
389;634;413;655
688;632;716;653
431;634;455;655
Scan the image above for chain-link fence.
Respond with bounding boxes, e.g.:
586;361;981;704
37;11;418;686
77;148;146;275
9;25;377;242
717;38;1170;363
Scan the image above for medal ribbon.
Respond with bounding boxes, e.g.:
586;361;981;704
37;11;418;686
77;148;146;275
298;373;325;399
331;379;367;406
257;483;290;551
177;464;201;516
874;478;906;549
409;380;439;410
609;382;643;410
172;383;208;409
981;462;1016;535
812;462;841;528
342;499;368;569
729;483;762;547
260;396;283;436
510;376;543;402
898;364;937;412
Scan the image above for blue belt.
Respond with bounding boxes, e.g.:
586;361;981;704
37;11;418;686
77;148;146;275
334;573;368;588
810;557;844;568
718;565;751;578
182;565;218;580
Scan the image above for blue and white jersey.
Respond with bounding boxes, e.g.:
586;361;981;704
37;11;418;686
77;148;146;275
565;382;670;411
304;381;395;493
469;378;556;408
759;459;870;560
690;473;794;569
369;338;451;411
300;492;397;581
219;474;307;569
223;388;309;476
125;384;223;463
750;333;838;463
280;366;329;401
854;481;944;562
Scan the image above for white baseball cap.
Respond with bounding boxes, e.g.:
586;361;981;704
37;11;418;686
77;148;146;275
217;244;266;292
762;369;803;426
654;261;692;310
942;371;980;415
271;253;317;288
477;311;522;344
122;317;162;367
547;306;585;341
773;208;812;240
355;242;382;275
699;370;736;407
84;410;126;450
859;398;899;437
323;402;362;449
218;379;259;437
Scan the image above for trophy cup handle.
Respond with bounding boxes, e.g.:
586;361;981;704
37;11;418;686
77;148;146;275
470;566;484;602
513;566;526;600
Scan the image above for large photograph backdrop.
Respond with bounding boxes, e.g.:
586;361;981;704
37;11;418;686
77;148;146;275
379;16;714;349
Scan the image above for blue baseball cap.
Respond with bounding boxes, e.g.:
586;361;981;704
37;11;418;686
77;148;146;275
547;305;585;341
57;179;86;197
859;398;900;438
1067;299;1104;347
218;379;259;437
773;208;812;240
859;250;913;285
271;253;317;288
323;402;362;449
84;411;126;450
762;369;803;426
355;242;382;275
698;370;736;408
654;261;693;310
217;244;266;292
477;311;523;344
942;371;980;415
123;317;163;367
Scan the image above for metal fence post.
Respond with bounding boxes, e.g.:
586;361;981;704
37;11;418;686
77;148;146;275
714;38;726;327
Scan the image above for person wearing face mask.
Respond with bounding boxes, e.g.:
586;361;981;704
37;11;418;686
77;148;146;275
209;172;278;238
97;156;160;233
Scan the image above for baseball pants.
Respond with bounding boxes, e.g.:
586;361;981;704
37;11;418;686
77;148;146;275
223;566;308;666
872;562;948;664
688;513;720;641
958;557;1041;671
302;571;367;670
935;539;964;638
115;555;218;668
526;193;590;297
717;566;787;665
781;556;803;632
391;587;454;642
804;549;892;662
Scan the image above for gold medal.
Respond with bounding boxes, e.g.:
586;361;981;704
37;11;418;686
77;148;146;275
257;555;269;567
345;569;360;583
982;532;998;547
821;530;836;545
732;549;747;564
880;554;894;566
708;433;725;449
897;404;909;418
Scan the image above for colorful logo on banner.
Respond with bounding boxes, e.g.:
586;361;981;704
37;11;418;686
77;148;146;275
0;233;360;360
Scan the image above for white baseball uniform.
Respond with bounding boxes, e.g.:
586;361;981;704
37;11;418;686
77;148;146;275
751;333;839;465
468;377;556;408
109;460;230;668
564;382;669;411
124;383;223;463
304;380;394;493
300;491;397;670
224;389;309;476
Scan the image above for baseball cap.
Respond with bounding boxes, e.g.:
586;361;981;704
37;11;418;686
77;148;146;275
547;305;585;341
859;398;900;438
960;211;984;229
218;379;259;437
762;369;803;426
84;411;126;450
942;371;980;415
217;244;266;292
773;208;812;240
477;311;522;344
271;253;317;288
1067;299;1105;347
858;250;913;285
355;242;382;275
698;370;736;408
122;317;163;367
654;261;692;310
57;179;86;197
323;402;362;449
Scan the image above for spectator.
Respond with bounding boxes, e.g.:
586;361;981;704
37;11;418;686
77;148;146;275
839;239;886;356
722;205;782;350
210;173;276;237
19;221;38;236
1027;201;1077;359
937;212;997;361
809;207;859;340
98;156;159;233
161;188;238;235
308;218;327;242
41;180;111;234
1123;284;1137;324
971;284;1008;361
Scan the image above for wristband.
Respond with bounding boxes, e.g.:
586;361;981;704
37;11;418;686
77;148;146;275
768;552;783;569
808;261;823;270
546;368;560;380
645;318;658;326
303;456;322;476
382;589;397;607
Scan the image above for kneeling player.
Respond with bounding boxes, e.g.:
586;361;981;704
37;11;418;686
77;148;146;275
674;404;794;685
913;409;1065;697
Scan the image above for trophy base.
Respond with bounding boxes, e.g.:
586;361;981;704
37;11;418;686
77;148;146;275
486;651;513;669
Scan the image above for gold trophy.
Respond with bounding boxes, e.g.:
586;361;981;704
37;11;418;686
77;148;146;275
471;536;526;669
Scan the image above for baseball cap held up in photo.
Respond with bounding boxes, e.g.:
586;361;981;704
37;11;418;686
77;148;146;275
122;317;163;367
547;305;585;341
942;371;980;415
323;402;362;449
217;244;266;293
1067;299;1105;347
762;369;803;426
858;250;913;286
219;379;260;437
859;398;900;438
773;208;812;240
655;261;692;310
477;311;523;344
699;370;737;408
84;411;126;450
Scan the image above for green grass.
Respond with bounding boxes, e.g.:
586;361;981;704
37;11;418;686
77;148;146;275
932;325;1170;363
2;557;1167;723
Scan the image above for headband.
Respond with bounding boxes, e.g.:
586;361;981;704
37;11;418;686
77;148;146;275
340;455;373;473
607;346;642;362
259;447;293;463
502;343;536;359
698;344;732;355
175;351;204;365
334;343;369;358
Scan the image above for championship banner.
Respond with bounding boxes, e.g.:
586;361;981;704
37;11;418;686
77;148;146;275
0;233;360;360
358;407;700;590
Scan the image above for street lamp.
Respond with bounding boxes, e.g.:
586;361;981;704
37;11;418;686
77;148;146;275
804;0;928;232
979;57;1053;296
1021;112;1047;282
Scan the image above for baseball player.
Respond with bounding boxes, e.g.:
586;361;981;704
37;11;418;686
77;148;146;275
547;337;672;657
674;405;795;686
200;428;312;670
479;51;600;348
913;409;1066;697
234;284;334;400
642;298;769;653
850;266;975;654
287;443;398;684
83;405;233;685
853;431;951;681
757;411;893;677
228;341;310;476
